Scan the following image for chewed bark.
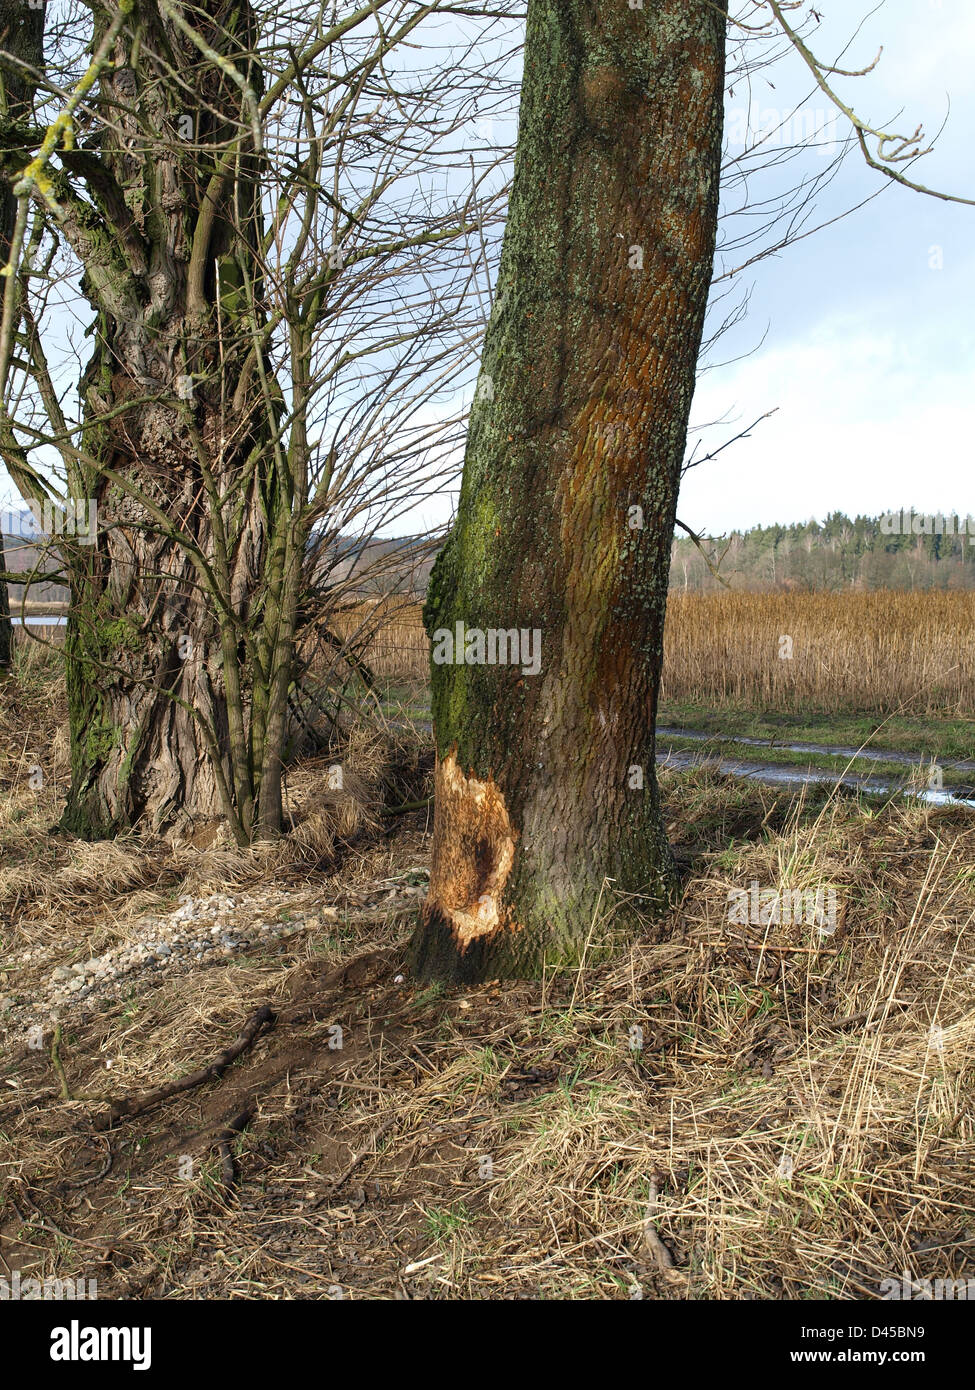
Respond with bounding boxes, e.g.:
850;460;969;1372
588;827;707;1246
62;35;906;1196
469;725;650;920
411;0;726;981
423;750;518;948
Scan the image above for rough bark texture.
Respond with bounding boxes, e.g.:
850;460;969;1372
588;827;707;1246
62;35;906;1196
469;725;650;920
412;0;726;982
0;529;9;671
0;0;45;672
61;1;281;838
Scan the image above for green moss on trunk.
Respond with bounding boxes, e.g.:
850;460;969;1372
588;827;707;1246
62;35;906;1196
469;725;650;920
413;0;727;982
59;1;285;842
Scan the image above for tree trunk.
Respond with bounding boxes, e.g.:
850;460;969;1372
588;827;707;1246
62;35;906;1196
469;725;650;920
60;2;285;840
62;389;268;839
412;0;726;982
0;0;45;674
0;527;9;672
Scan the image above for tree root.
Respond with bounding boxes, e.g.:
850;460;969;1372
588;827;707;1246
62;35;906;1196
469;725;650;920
215;1105;255;1191
63;1135;113;1190
643;1178;675;1270
89;1005;276;1132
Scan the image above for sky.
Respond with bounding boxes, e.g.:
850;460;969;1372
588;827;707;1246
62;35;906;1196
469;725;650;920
683;0;975;534
401;0;975;538
2;1;972;540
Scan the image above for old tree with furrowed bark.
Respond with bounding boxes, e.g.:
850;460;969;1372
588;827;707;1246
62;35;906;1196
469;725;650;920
1;0;500;842
0;0;285;839
412;0;727;981
67;2;286;841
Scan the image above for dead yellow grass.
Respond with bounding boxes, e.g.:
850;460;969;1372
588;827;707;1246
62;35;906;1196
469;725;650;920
328;590;975;718
662;590;975;716
365;781;975;1298
2;757;973;1300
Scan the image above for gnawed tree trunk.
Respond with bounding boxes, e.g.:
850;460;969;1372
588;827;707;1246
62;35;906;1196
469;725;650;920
59;1;290;840
412;0;726;982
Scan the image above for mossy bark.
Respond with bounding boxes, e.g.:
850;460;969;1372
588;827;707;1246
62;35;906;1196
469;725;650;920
0;529;9;671
412;0;726;982
60;2;289;839
0;0;45;673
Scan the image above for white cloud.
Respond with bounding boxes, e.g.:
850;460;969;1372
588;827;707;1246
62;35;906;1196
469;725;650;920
683;315;973;532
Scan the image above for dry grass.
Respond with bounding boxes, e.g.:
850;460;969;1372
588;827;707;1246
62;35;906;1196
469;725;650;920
322;591;975;719
2;751;973;1299
349;780;975;1299
662;590;975;716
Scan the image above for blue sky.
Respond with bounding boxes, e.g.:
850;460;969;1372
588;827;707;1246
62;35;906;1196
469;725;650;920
684;0;975;533
408;0;975;538
3;1;971;541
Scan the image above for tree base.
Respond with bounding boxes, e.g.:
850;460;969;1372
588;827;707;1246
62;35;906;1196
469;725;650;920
409;865;678;986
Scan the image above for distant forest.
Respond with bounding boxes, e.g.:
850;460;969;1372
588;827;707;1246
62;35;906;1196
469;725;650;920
671;511;975;592
6;508;975;610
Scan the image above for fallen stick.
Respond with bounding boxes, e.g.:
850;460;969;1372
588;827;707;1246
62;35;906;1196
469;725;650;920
50;1024;71;1102
711;940;838;955
309;1111;398;1208
48;1026;106;1105
643;1179;675;1270
15;1192;114;1251
90;1005;275;1132
216;1105;255;1190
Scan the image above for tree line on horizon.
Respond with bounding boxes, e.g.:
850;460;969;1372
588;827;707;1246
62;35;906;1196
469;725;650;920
672;510;975;593
7;503;974;614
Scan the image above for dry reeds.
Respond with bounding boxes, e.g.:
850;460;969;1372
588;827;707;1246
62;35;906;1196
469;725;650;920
661;590;975;716
314;590;975;718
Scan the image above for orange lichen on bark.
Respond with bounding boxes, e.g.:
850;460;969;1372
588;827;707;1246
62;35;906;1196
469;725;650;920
423;750;517;949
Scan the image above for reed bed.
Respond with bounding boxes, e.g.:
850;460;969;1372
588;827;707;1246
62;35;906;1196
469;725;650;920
24;590;971;714
661;590;975;717
322;596;429;684
344;591;975;718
